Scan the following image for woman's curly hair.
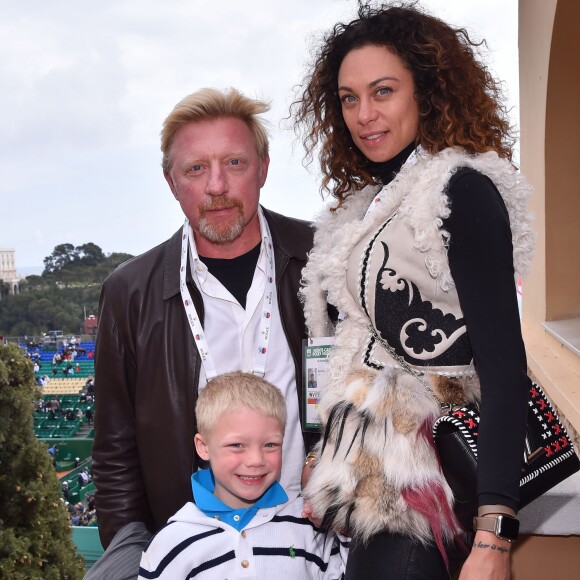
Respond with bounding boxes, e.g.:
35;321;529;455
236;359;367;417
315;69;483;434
292;1;515;202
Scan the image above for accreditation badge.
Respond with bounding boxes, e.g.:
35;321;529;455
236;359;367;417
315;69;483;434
302;337;335;431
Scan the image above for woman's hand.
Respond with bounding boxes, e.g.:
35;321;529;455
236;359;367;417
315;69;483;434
301;455;323;526
301;498;323;527
458;530;511;580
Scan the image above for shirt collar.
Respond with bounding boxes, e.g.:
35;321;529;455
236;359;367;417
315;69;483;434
191;468;288;513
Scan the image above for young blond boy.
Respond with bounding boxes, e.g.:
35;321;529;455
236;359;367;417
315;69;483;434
138;372;348;579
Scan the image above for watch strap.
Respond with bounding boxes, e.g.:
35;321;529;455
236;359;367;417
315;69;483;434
474;515;519;542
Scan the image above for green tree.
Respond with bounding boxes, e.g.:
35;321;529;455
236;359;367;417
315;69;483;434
27;299;56;329
76;243;105;267
43;244;77;274
0;279;8;300
22;276;46;291
0;343;85;578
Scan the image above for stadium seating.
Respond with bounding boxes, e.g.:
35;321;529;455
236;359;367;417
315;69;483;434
29;341;95;395
41;378;86;395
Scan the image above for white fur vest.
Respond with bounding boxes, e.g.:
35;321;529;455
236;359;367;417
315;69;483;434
300;148;534;550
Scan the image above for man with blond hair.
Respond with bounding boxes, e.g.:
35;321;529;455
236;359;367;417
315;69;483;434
88;88;316;579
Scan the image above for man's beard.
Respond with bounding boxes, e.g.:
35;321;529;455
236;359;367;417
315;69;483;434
198;197;245;244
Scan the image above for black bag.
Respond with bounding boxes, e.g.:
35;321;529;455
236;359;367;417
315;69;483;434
433;381;580;529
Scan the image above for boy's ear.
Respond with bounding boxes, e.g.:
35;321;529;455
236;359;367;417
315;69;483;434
194;433;210;461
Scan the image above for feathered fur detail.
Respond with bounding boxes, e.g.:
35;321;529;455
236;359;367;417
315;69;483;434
303;366;461;545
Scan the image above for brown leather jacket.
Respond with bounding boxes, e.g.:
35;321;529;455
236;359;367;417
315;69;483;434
92;208;317;548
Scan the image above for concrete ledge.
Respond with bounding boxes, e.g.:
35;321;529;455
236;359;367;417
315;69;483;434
543;317;580;357
523;323;580;433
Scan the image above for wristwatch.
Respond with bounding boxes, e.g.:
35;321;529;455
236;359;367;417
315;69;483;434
473;515;520;542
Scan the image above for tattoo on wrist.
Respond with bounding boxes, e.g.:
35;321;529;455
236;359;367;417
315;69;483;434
473;540;510;555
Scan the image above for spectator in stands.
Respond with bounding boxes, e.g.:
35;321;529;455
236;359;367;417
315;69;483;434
62;481;70;502
89;87;315;580
52;365;58;377
85;377;95;396
74;362;81;373
71;509;82;526
85;406;93;427
48;444;57;467
53;352;62;365
66;498;97;527
51;396;60;414
81;469;90;486
82;507;97;526
77;469;90;488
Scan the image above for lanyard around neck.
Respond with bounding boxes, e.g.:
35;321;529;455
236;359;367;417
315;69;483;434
179;218;275;379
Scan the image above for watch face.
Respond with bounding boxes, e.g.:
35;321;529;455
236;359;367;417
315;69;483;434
498;516;520;540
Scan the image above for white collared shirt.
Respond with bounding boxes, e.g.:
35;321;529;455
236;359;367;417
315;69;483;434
188;208;304;494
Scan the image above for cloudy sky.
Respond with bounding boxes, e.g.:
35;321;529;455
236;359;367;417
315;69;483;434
0;0;518;273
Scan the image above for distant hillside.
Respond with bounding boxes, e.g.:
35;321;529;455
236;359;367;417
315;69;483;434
0;243;133;337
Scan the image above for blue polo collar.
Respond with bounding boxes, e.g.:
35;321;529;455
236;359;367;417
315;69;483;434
191;469;288;531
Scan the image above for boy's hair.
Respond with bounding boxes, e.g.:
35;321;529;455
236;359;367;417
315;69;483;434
161;87;270;172
196;371;286;436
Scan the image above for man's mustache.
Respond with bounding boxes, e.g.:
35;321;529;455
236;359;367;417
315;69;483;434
200;197;243;214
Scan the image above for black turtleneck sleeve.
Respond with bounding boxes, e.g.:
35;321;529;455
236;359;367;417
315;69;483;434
444;168;530;511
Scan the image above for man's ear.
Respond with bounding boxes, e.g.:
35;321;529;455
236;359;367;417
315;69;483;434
194;433;210;461
164;170;178;199
259;154;270;188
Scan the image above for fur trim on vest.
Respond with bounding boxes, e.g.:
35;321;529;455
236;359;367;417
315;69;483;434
300;148;534;551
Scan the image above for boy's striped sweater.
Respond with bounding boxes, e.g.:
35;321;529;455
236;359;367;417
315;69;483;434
138;494;348;579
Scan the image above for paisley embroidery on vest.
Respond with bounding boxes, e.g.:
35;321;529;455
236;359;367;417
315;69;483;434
364;240;472;367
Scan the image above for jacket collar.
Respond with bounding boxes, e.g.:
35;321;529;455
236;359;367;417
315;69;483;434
162;205;311;300
163;227;187;300
260;206;312;261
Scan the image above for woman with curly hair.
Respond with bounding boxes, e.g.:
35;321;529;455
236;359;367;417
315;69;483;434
294;3;534;579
